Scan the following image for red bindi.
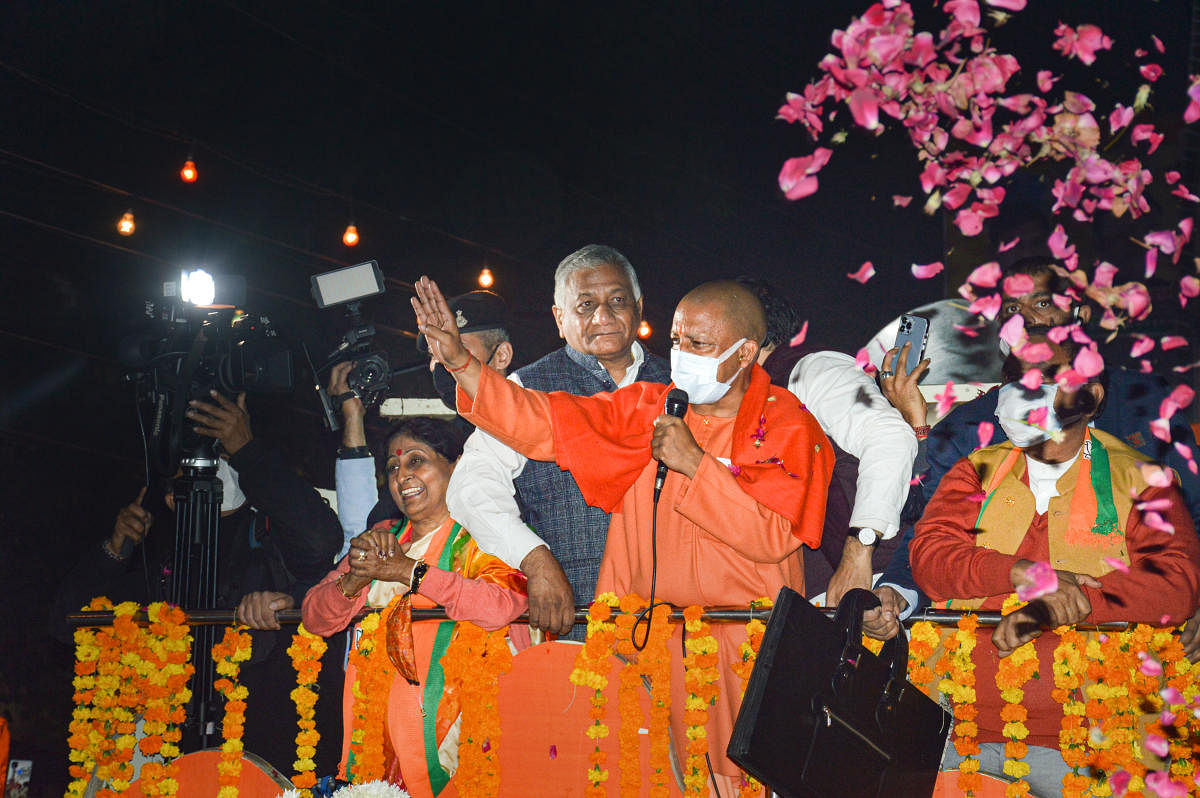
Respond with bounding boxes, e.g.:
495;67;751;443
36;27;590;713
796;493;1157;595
394;447;404;456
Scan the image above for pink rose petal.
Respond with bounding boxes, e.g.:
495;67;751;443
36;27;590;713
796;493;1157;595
1151;418;1172;443
1144;511;1176;534
1144;733;1169;757
1175;441;1196;462
1103;556;1130;573
969;294;1002;320
892;195;912;207
1136;498;1172;512
1153;35;1165;53
855;347;877;376
998;237;1020;253
1093;261;1118;288
1139;63;1164;82
1019;368;1043;391
911;261;945;279
789;320;809;348
1161;709;1177;726
1016;560;1058;601
999;314;1026;347
1002;273;1035;296
1048;224;1075;259
1110;770;1132;798
549;744;557;759
1130;336;1155;358
1074;346;1104;378
967;261;1002;288
1161;335;1188;351
1037;70;1057;93
934;382;956;417
847;261;877;283
1162;686;1185;705
1015;342;1053;363
966;491;987;503
1026;406;1049;427
1141;464;1173;488
976;421;994;450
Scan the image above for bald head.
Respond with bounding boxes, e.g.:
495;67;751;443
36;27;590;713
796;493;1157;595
679;281;767;345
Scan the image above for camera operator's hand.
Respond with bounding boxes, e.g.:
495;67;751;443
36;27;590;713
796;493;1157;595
107;486;153;559
188;391;253;456
236;591;294;631
411;276;483;399
329;361;367;448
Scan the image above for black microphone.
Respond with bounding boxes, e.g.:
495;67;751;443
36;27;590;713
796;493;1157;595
653;388;689;502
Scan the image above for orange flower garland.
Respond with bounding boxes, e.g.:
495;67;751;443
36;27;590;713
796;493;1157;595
730;597;771;798
907;621;941;698
614;594;647;798
103;600;147;797
137;602;193;798
1152;631;1197;791
642;603;674;798
441;621;513;797
288;623;327;797
569;592;619;797
681;605;720;798
1051;627;1090;798
939;613;980;796
212;625;253;798
347;612;387;782
996;595;1035;797
67;597;110;798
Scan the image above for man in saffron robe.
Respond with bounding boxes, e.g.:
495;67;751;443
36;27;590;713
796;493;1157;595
910;336;1200;796
412;275;833;795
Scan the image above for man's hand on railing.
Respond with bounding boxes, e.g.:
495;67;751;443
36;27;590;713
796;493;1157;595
236;591;295;630
520;546;575;636
994;571;1097;657
862;585;908;641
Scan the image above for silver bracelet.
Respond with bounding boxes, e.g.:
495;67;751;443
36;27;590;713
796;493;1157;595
102;539;128;561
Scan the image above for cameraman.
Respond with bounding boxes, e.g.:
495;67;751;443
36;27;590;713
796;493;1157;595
50;391;344;776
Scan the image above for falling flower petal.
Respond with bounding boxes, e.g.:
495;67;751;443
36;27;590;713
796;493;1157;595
1168;384;1196;410
1144;511;1176;534
969;294;1002;320
848;88;880;130
976;421;994;450
1001;273;1035;297
1161;335;1188;350
1150;419;1171;443
1145;248;1158;279
1176;440;1196;462
935;381;956;417
954;323;981;338
911;261;945;279
855;347;877;376
1110;770;1132;798
847;261;876;283
909;474;924;486
1137;498;1172;513
1048;225;1075;259
892;194;912;207
1153;35;1165;53
789;320;809;348
1015;369;1043;392
1037;70;1057;93
1181;275;1200;308
1144;733;1169;757
968;261;1002;287
1074;346;1104;378
1027;406;1049;427
1016;560;1058;601
1141;464;1173;488
999;314;1026;347
1130;336;1156;358
778;148;834;200
1015;342;1053;363
1103;557;1130;573
984;0;1025;9
1139;63;1164;82
1166;170;1182;185
1093;262;1118;288
966;491;987;502
549;744;558;760
1161;710;1177;726
997;236;1019;252
1162;686;1185;705
1109;104;1134;133
1052;22;1113;66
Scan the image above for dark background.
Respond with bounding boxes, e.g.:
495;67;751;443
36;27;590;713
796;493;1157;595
1;2;1196;793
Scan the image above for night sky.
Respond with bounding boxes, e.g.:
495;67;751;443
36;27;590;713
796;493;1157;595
2;1;1196;792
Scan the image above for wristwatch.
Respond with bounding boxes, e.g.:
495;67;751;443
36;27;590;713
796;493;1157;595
337;445;372;459
405;559;429;597
855;527;881;546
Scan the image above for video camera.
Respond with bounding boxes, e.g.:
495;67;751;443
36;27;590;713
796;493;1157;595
309;260;396;430
120;269;293;477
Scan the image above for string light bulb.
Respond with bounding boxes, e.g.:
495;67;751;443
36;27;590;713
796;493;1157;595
117;210;136;236
342;224;360;246
179;159;198;183
638;320;652;339
478;267;495;288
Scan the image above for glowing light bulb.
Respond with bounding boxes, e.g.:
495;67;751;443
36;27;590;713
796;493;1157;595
180;159;198;183
638;320;652;339
342;224;359;246
478;267;494;288
116;210;136;236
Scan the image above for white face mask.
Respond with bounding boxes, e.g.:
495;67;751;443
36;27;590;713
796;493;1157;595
216;458;248;513
995;382;1062;448
669;338;748;405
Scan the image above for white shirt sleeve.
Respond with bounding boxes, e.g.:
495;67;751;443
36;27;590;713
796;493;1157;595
445;373;547;569
789;351;917;539
334;456;379;559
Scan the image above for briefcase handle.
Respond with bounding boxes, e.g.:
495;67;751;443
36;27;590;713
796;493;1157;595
829;589;909;700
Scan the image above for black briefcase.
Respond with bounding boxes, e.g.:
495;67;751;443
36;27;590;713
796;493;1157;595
727;587;951;798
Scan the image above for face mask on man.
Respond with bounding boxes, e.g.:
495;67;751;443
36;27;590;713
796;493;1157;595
669;338;748;405
995;382;1063;448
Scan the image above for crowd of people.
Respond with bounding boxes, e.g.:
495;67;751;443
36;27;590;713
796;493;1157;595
55;244;1200;797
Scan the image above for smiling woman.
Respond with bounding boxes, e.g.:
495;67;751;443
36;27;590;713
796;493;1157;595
300;416;530;797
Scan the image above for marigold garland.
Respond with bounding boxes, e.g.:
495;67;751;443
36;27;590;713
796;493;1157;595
137;601;193;798
212;625;253;798
908;621;942;698
1052;626;1090;798
996;595;1034;797
440;620;513;798
67;596;111;798
614;594;647;798
681;605;720;798
347;612;388;783
642;602;674;798
939;613;980;796
569;592;619;797
287;623;327;796
729;597;771;798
